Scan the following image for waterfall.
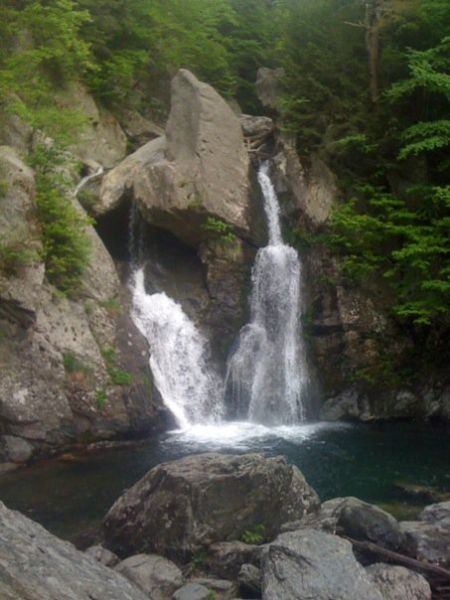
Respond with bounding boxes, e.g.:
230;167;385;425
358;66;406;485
225;162;308;424
131;268;224;428
74;166;104;197
129;202;224;428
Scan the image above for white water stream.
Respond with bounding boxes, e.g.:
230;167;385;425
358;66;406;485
130;162;308;430
225;162;307;424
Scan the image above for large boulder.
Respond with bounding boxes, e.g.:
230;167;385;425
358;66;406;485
98;69;252;246
261;528;383;600
366;564;432;600
103;453;320;559
0;501;149;600
400;501;450;565
318;496;405;550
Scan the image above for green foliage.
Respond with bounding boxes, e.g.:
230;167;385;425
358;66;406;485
240;524;266;545
99;297;121;315
0;240;37;277
63;352;87;374
95;389;108;409
0;0;92;141
328;185;450;325
31;146;92;295
0;179;8;197
202;217;236;243
101;346;133;386
191;549;207;571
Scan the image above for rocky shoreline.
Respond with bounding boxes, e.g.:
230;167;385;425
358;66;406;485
1;452;449;599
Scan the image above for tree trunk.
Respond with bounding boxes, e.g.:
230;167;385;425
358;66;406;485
365;0;384;105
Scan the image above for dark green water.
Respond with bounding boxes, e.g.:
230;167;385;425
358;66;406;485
0;421;449;545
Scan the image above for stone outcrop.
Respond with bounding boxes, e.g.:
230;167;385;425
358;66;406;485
0;501;150;600
102;453;320;559
262;528;384;600
0;146;163;470
54;82;127;169
95;69;260;364
98;69;253;246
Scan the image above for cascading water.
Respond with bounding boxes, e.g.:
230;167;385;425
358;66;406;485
129;211;223;428
225;161;308;425
128;161;308;431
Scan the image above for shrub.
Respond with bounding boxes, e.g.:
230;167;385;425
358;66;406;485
0;240;36;276
31;146;92;296
202;217;236;243
240;524;266;544
101;346;133;386
63;352;88;374
95;389;108;409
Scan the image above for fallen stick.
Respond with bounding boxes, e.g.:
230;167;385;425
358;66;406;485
342;535;450;581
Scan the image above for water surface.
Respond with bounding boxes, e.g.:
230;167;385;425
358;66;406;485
1;421;449;545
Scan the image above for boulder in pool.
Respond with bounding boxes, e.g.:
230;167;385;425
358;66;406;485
102;453;320;559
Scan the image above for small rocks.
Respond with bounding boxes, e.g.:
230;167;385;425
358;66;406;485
173;582;210;600
237;563;261;597
204;541;263;579
115;553;183;600
84;544;119;567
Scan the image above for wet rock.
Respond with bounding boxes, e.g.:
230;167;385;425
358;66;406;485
393;481;450;504
400;501;450;564
115;553;183;599
319;496;405;550
366;563;432;600
240;115;274;138
205;541;263;579
237;563;262;596
84;544;120;567
0;435;33;463
103;453;319;560
262;528;383;600
320;389;371;421
0;501;149;600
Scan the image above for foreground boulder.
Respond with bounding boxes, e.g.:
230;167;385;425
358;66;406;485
103;453;320;559
366;564;432;600
0;501;149;600
401;500;450;564
262;528;383;600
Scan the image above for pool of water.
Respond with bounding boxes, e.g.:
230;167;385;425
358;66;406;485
1;420;449;545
